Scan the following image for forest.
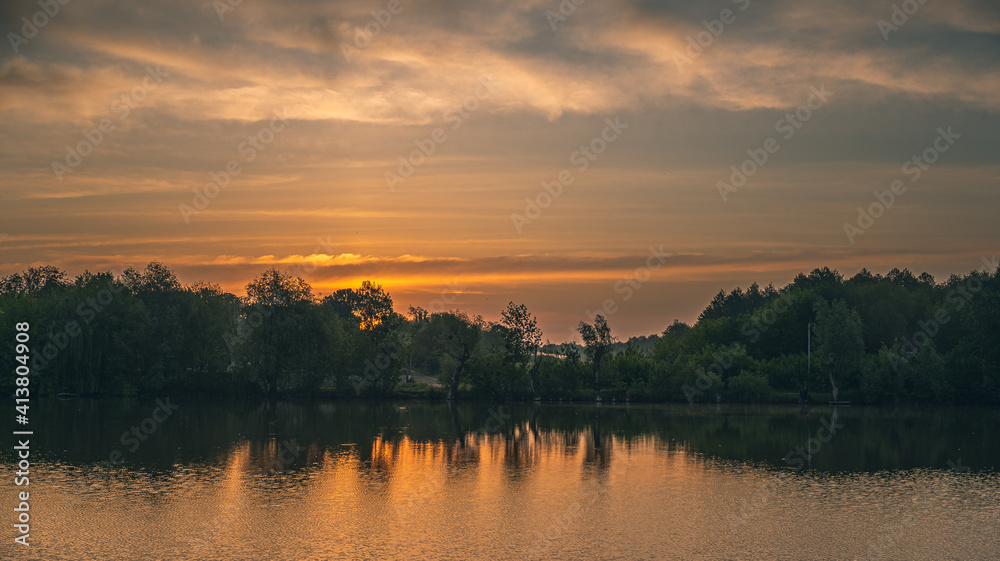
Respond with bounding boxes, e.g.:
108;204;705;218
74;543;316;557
1;261;998;404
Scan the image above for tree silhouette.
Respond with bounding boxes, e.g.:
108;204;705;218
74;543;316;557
812;298;864;397
579;315;616;401
242;267;314;397
501;302;543;399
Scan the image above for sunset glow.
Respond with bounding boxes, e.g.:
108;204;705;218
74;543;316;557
2;0;997;339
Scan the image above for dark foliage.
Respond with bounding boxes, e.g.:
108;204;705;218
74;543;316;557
3;262;998;404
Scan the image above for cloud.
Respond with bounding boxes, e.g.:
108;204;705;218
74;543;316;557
4;0;997;130
1;0;998;336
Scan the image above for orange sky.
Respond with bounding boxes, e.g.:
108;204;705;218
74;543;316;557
1;0;998;339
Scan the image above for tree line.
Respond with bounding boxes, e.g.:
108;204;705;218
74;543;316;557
1;261;998;404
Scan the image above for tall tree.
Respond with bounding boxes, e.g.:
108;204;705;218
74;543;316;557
812;298;864;397
501;302;543;399
242;268;314;396
578;315;616;401
416;311;483;400
353;280;396;331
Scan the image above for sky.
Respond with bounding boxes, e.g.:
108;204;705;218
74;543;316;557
1;0;998;341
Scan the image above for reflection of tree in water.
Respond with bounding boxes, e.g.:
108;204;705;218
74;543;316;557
444;402;607;474
584;405;612;471
501;420;537;474
370;434;395;473
447;401;468;459
30;399;1000;482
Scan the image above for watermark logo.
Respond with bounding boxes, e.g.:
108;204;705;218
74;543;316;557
179;108;290;222
7;0;73;54
673;0;751;70
341;0;406;62
512;116;627;233
878;0;931;41
717;85;832;201
842;126;959;244
51;65;169;181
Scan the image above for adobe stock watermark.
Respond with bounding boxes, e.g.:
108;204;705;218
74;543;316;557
511;116;628;233
384;76;498;191
349;278;467;394
673;0;751;70
544;0;587;31
842;126;959;244
524;453;636;559
179;108;290;223
397;405;510;519
212;0;243;22
884;255;992;371
223;236;340;353
878;0;930;41
739;290;797;343
7;0;72;54
729;407;844;530
569;247;671;336
854;459;969;561
32;274;125;373
717;85;833;202
51;65;169;181
341;0;406;62
684;290;796;403
63;397;180;511
396;470;446;520
783;408;844;471
190;438;304;553
286;236;341;280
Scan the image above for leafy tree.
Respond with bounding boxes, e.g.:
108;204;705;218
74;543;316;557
726;370;771;403
322;289;360;325
352;280;396;331
2;261;999;405
578;314;616;401
240;267;315;396
812;298;864;397
416;311;483;400
611;343;652;398
465;322;515;399
501;302;543;399
0;265;67;294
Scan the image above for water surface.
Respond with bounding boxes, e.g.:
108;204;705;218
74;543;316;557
2;399;998;560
